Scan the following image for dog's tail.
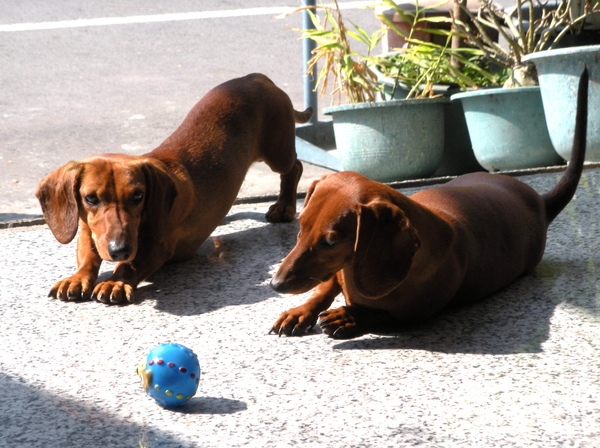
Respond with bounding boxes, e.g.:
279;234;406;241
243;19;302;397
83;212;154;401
294;107;314;124
542;66;589;224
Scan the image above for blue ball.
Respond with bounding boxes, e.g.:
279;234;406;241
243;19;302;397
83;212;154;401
138;343;201;407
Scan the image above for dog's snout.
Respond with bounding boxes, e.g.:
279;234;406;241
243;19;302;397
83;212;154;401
108;240;133;261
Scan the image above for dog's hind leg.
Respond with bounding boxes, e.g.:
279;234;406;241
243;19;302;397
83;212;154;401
266;158;303;222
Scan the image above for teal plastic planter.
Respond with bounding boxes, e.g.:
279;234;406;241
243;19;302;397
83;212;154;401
324;98;446;182
451;86;562;172
372;62;482;176
523;45;600;161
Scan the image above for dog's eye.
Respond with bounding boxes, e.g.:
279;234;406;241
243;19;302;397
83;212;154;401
84;194;100;206
132;190;144;204
319;235;338;248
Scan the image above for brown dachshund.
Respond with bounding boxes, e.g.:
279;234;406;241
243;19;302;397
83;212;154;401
270;68;589;339
36;73;312;304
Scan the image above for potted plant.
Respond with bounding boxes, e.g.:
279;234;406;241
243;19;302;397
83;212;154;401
283;0;497;181
448;0;593;171
293;0;447;182
372;0;506;176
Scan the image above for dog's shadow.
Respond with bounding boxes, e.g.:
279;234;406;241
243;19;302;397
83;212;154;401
134;210;299;316
333;256;596;355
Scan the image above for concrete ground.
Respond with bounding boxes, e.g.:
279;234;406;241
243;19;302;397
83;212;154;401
1;169;600;448
1;2;599;447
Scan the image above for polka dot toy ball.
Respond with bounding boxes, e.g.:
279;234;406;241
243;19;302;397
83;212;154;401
137;343;201;407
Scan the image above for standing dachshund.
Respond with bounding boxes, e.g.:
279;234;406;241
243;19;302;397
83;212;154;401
270;69;589;339
37;73;312;304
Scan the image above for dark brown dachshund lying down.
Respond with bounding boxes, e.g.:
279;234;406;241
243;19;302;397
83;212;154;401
36;73;312;303
270;69;589;339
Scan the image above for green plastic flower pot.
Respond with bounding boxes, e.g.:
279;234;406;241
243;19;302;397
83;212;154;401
324;98;446;182
373;63;482;176
451;86;562;172
523;45;600;161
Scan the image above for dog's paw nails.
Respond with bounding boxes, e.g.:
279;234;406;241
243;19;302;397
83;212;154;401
331;327;349;339
67;290;81;301
126;293;134;303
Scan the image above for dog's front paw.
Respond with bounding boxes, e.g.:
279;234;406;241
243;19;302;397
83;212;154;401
269;304;318;337
318;307;364;340
91;280;135;304
49;275;95;301
266;201;296;223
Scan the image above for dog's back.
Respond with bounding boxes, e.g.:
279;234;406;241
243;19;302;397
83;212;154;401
145;73;310;248
414;68;589;304
415;174;547;302
149;74;301;169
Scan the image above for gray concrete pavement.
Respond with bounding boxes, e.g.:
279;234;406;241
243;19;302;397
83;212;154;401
1;2;599;447
1;170;599;447
1;1;380;222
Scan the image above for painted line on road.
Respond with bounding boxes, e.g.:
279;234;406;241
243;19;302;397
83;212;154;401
0;2;373;32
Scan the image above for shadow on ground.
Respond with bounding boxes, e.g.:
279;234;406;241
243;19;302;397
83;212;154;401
333;257;596;355
0;373;239;448
135;210;299;316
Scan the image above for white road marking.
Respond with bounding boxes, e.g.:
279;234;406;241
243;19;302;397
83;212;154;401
0;2;373;32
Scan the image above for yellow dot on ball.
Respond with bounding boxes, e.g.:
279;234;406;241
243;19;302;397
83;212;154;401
176;394;183;399
165;390;173;396
154;385;160;391
186;395;192;400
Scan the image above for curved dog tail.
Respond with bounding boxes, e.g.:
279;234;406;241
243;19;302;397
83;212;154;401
542;67;589;224
294;107;314;124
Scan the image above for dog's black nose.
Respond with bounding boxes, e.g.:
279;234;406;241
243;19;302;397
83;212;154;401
270;276;289;293
108;241;133;261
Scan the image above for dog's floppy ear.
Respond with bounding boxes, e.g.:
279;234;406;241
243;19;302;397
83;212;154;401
303;174;330;208
353;200;421;299
35;162;83;244
141;159;178;241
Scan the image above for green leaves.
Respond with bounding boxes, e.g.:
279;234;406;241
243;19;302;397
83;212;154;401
280;0;509;103
452;0;600;86
285;0;384;104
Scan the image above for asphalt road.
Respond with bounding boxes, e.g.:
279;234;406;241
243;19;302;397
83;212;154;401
0;1;380;221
